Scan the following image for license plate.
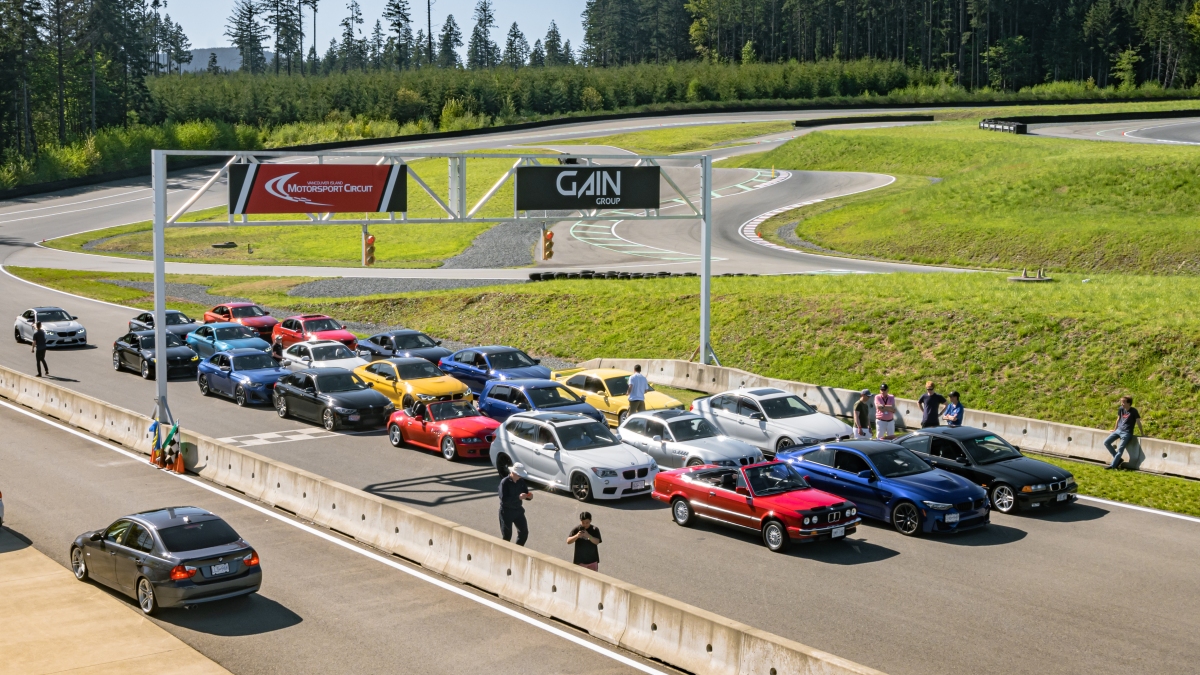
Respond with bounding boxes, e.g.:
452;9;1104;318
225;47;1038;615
348;414;361;421
210;563;230;575
945;512;960;524
832;527;845;538
1057;493;1068;502
631;480;645;490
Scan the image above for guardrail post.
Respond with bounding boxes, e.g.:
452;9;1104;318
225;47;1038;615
700;155;713;365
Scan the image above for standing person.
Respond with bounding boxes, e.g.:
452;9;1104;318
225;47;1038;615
1104;396;1144;470
853;389;873;439
918;381;947;429
498;463;533;545
942;391;964;427
874;383;897;440
566;511;602;571
32;321;49;377
627;365;649;415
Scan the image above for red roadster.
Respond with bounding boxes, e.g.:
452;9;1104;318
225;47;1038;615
387;400;500;461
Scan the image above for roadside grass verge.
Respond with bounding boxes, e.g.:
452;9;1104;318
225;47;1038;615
537;121;793;154
1028;452;1200;517
726;119;1200;274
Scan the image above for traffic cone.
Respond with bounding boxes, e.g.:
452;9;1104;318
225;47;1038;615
173;444;185;474
154;448;166;468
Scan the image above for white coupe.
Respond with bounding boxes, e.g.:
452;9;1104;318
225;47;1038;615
279;340;369;372
691;387;852;456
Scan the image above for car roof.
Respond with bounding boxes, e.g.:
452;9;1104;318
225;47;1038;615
378;329;424;336
129;506;218;529
205;322;244;329
465;345;517;353
32;306;66;311
298;367;352;375
380;357;433;366
130;330;156;337
298;314;332;319
224;347;268;355
512;411;593;424
305;339;345;346
722;387;792;399
908;426;990;441
805;440;906;455
220;302;255;307
642;409;695;421
497;379;560;388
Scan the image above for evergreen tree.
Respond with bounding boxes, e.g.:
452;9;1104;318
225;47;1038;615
466;0;499;69
370;19;385;68
206;51;221;73
339;0;366;71
413;28;427;67
382;0;413;68
502;22;529;69
266;0;303;74
529;38;545;67
543;21;563;66
321;37;338;73
437;14;463;67
226;0;269;74
563;39;575;65
167;19;193;75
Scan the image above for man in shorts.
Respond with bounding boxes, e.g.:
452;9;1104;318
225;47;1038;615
853;389;873;439
874;383;897;440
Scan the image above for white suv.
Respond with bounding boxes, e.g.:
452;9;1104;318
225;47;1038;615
692;387;852;456
490;412;658;502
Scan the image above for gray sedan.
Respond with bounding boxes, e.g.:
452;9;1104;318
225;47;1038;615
70;506;261;615
618;410;764;468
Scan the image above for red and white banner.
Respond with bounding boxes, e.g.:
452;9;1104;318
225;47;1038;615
228;164;407;214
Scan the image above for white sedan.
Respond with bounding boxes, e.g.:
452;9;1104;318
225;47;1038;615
489;412;658;501
279;340;368;372
691;387;852;456
618;410;764;468
14;306;87;347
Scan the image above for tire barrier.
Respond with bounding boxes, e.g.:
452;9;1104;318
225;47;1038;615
979;119;1028;134
0;362;886;675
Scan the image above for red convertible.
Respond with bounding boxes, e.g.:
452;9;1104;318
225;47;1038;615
387;400;500;461
652;460;860;552
203;302;278;341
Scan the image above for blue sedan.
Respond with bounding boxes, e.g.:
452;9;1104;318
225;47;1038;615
438;346;551;393
477;379;605;423
197;349;289;406
187;322;272;358
779;441;990;536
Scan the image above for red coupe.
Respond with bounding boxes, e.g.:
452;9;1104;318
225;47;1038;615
271;314;358;351
387;400;500;461
652;460;861;552
204;302;278;340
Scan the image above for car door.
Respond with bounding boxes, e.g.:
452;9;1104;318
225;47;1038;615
898;434;934;463
281;344;308;371
524;424;563;484
479;385;515;420
18;309;34;340
830;450;888;519
641;419;675;468
91;519;133;587
365;362;401;403
504;420;541;476
444;351;479;390
704;395;740;436
191;326;211;357
700;470;756;527
136;312;153;330
112;522;155;592
294;373;321;420
213;354;236;396
737;398;774;449
121;334;140;369
794;447;839;493
618;417;651;452
928;437;983;483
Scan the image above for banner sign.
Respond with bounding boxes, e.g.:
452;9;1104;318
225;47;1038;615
228;164;407;214
515;166;660;211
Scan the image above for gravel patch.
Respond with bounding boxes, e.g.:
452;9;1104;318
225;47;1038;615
777;221;835;253
287;277;526;297
104;280;251;307
440;220;542;269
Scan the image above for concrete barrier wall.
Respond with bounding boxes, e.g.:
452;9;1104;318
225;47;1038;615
581;358;1198;480
0;363;886;675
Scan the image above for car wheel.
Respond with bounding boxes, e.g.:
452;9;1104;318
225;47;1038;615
71;547;88;581
234;386;247;407
495;453;513;477
14;327;23;343
991;484;1018;514
441;436;459;461
402;395;414;411
140;360;152;380
891;502;922;536
276;397;288;419
198;375;210;396
388;424;405;448
686;457;705;467
570;472;593;502
671;498;694;527
617;410;628;426
775;437;795;455
112;352;122;371
322;408;338;431
136;577;159;615
762;520;790;553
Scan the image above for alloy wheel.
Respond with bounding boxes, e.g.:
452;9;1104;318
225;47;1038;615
441;436;458;461
992;485;1017;514
775;437;795;454
763;521;789;552
388;424;404;448
71;547;87;580
276;398;288;418
322;409;337;431
198;376;210;396
137;578;158;615
617;410;628;426
892;502;921;536
140;361;152;380
14;327;22;343
112;352;122;371
234;386;247;407
672;498;693;526
571;473;593;502
686;457;705;467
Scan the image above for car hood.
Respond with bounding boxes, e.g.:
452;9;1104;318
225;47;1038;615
236;367;290;383
888;469;982;500
406;375;470;396
567;442;652;468
495;365;552;380
984;456;1071;484
217;337;272;351
321;389;392;408
311;329;357;343
237;316;277;328
678;436;758;458
165;324;198;336
391;346;453;362
769;413;852;440
435;416;501;436
312;357;369;369
41;321;84;332
757;487;850;512
536;402;602;420
144;345;197;360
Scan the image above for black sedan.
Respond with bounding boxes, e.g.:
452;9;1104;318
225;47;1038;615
895;426;1077;514
113;330;200;379
70;506;261;615
129;310;200;337
273;368;394;431
358;329;452;364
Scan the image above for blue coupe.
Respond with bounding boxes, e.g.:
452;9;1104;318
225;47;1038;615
438;346;551;393
477;379;605;423
778;441;990;536
197;349;290;406
187;322;272;358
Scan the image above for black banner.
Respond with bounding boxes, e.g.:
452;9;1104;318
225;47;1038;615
515;166;661;211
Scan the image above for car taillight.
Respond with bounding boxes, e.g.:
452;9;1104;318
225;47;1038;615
243;550;260;567
170;565;197;580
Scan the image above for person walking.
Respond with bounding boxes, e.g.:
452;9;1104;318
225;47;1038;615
1104;396;1144;470
874;383;897;440
627;365;649;415
566;511;602;572
853;389;873;439
498;462;533;545
32;321;49;377
942;391;964;427
918;381;947;429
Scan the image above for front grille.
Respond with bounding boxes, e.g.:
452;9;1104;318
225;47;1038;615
739;457;750;465
955;501;972;511
58;331;77;337
975;498;988;509
623;470;636;480
1048;480;1068;492
637;468;649;478
828;512;842;524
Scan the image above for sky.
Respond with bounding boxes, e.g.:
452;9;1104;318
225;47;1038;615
170;0;588;57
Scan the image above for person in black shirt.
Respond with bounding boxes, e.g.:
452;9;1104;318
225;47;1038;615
32;322;49;377
918;381;946;428
498;463;533;545
566;511;602;571
1104;396;1144;470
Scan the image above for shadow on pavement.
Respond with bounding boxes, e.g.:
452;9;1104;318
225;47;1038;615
800;536;899;565
0;527;34;552
161;593;302;636
924;522;1027;547
365;463;500;508
1032;502;1109;523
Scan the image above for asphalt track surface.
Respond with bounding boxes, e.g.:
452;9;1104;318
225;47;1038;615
1030;116;1200;146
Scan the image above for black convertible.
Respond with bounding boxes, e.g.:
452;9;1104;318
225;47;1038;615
273;368;394;431
357;329;452;364
895;426;1077;514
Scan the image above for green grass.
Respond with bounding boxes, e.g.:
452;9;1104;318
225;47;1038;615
1029;453;1200;517
652;384;707;408
539;121;793;154
726;119;1200;274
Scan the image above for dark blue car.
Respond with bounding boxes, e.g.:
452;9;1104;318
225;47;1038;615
779;441;989;536
358;329;452;364
438;346;551;393
197;349;290;406
478;379;605;423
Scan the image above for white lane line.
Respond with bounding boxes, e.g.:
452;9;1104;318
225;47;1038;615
737;174;897;256
0;398;667;674
1077;495;1200;524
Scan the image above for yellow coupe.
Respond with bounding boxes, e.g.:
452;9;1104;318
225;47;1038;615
553;368;683;426
354;357;472;408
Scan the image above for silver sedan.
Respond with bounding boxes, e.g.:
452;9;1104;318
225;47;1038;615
618;410;764;469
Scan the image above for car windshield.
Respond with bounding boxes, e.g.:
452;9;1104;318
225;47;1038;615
745;463;809;496
397;361;443;380
961;434;1023;464
230;305;266;318
233;353;278;371
165;312;191;325
394;333;437;349
157;519;240;552
303;318;342;332
36;310;71;322
669;418;719;441
759;395;817;419
429;400;481;420
487;350;536;369
869;448;933;478
214;326;257;340
312;344;354;361
527;385;583;408
556;421;619;451
138;334;185;349
316;372;367;393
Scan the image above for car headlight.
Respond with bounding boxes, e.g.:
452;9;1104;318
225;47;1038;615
848;507;857;516
191;355;199;361
417;394;437;401
803;516;812;525
922;501;953;510
459;437;482;444
711;459;737;467
590;467;617;477
247;382;264;388
384;403;395;411
648;459;658;471
1022;484;1048;493
45;331;56;336
1067;477;1077;486
799;437;819;445
333;407;356;415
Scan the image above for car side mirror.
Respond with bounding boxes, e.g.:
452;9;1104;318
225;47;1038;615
304;387;315;394
435;340;442;345
542;443;558;453
366;382;374;388
89;532;102;542
263;310;270;315
533;358;541;364
857;469;876;481
735;487;750;496
70;315;77;320
956;456;970;464
652;435;662;443
750;412;765;421
341;324;348;330
303;356;312;362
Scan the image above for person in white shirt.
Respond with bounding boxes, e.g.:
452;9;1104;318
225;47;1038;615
627;365;649;415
